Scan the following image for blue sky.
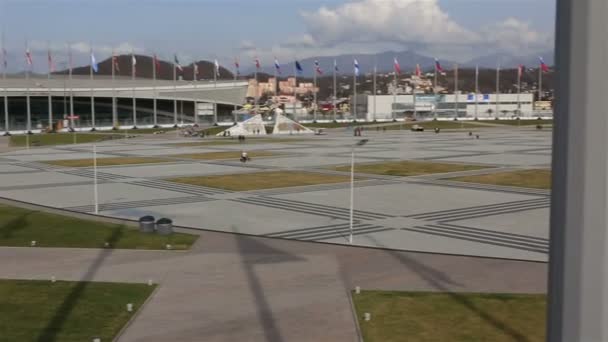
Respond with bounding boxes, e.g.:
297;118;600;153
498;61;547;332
0;0;555;70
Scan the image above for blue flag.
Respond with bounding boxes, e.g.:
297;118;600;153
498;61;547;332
90;52;98;73
295;60;303;75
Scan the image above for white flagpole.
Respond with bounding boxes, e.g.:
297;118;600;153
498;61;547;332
111;49;117;129
454;64;459;119
313;62;317;122
153;55;158;127
293;62;297;120
68;43;74;130
433;64;438;120
333;60;337;122
353;60;357;121
475;65;479;119
93;144;99;214
233;59;238;120
349;145;355;245
25;42;31;134
373;65;377;122
517;66;522;117
496;64;500;118
47;43;53;131
90;47;96;131
213;59;218;125
173;58;178;127
194;59;199;126
131;50;137;128
254;61;259;116
2;33;8;134
538;66;543;103
393;68;397;121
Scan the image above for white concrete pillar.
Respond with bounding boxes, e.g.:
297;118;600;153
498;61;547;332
548;0;608;340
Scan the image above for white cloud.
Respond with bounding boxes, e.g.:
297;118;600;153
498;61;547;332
28;41;144;56
480;18;552;55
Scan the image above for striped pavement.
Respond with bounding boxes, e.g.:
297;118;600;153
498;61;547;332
264;222;395;241
65;195;215;213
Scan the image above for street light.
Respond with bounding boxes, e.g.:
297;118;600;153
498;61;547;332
349;139;369;244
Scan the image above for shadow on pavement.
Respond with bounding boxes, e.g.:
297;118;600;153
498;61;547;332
233;227;306;342
36;226;124;342
0;212;31;239
366;235;531;342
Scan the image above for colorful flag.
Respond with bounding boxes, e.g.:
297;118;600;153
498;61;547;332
214;59;220;77
90;50;98;73
47;50;55;73
434;58;444;74
113;52;120;73
25;49;33;66
255;57;261;70
518;64;525;78
414;64;422;77
234;58;240;75
354;59;360;76
295;60;303;75
174;55;183;72
314;60;323;75
274;58;281;74
539;57;550;72
393;57;401;75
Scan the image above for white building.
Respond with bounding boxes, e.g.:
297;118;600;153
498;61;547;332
365;93;535;121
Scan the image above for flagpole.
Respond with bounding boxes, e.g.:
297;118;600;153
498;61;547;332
454;64;459;119
90;47;96;131
313;62;317;122
517;66;522;118
93;144;99;214
153;55;158;128
333;60;337;122
131;51;137;129
213;59;218;125
111;50;117;129
47;43;53;131
25;42;31;134
2;33;8;135
538;66;543;103
353;62;357;122
413;68;418;121
233;59;238;118
373;65;377;122
293;61;297;120
496;64;500;118
433;64;438;120
475;65;479;119
173;58;178;127
68;43;74;130
254;62;259;116
393;68;397;122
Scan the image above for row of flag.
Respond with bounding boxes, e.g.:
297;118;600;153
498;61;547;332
3;48;552;77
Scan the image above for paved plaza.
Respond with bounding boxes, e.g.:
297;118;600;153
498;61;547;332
0;127;552;262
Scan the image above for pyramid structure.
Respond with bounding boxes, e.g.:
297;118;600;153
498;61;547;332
216;114;267;136
272;113;314;135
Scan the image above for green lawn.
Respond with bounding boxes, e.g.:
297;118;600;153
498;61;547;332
334;160;489;177
168;171;354;191
449;169;551;189
353;291;546;342
0;204;198;249
10;133;124;147
478;119;553;126
44;157;171;168
0;279;155;342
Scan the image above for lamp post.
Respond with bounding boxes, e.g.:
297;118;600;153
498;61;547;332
349;139;369;244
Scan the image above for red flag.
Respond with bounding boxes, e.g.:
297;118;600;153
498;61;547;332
518;64;524;78
255;57;261;70
414;64;422;77
539;57;550;73
112;53;120;73
393;57;401;75
434;58;444;73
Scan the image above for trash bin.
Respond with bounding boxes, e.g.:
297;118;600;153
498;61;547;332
139;216;156;233
156;218;173;236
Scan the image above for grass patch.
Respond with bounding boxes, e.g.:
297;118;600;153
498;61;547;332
334;160;489;177
0;204;198;249
353;291;546;342
10;133;123;147
171;137;315;147
44;157;171;168
478;119;553;126
449;169;551;189
173;151;279;160
168;171;354;191
0;279;155;342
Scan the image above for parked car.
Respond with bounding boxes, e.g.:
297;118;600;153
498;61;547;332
411;125;425;132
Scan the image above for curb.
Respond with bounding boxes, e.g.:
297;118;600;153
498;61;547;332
112;283;161;342
348;289;365;342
